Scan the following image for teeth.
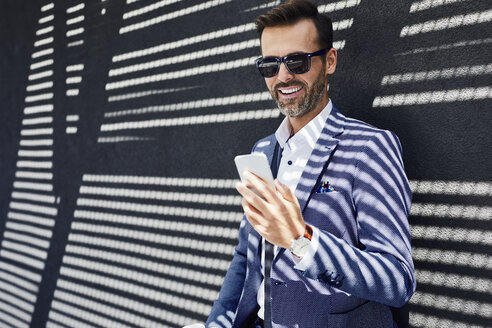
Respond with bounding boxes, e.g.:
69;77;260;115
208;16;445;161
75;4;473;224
280;87;301;94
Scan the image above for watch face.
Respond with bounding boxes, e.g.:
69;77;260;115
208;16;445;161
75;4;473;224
292;237;311;257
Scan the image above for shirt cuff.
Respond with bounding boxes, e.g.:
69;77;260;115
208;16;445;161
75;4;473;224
293;225;319;271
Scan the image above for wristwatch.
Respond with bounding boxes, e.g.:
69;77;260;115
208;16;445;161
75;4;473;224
290;224;313;257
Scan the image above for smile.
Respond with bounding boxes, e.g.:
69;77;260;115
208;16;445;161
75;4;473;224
279;86;303;95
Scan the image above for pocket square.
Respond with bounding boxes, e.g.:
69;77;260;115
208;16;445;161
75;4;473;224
316;181;337;193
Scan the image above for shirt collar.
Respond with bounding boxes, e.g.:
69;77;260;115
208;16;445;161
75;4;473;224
275;100;333;149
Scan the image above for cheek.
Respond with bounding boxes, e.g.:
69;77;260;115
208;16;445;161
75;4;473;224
304;71;321;85
265;78;276;92
305;72;322;89
306;62;326;80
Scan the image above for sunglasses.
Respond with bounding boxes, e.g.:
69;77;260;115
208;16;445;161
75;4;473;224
255;48;328;78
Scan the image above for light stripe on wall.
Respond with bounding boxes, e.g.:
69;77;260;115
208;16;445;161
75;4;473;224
416;269;492;295
123;0;184;19
318;0;361;12
381;64;492;85
66;3;84;14
105;56;256;90
34;37;54;47
30;59;53;70
107;86;197;102
409;0;470;13
39;14;54;24
410;179;492;196
119;0;234;34
100;108;280;134
373;87;491;107
105;91;271;117
80;185;241;205
243;1;281;13
400;10;492;37
82;174;237;187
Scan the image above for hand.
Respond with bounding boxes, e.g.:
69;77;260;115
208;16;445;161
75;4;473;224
236;171;305;249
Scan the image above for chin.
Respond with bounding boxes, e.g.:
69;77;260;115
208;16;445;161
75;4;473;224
279;106;310;118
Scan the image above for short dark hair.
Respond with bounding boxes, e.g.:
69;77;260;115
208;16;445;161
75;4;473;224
255;0;333;49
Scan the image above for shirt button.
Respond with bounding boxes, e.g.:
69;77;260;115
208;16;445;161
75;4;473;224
287;160;293;165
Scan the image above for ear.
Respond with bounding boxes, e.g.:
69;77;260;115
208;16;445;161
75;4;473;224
325;48;337;75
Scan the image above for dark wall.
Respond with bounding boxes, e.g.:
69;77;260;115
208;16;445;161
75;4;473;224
0;1;490;327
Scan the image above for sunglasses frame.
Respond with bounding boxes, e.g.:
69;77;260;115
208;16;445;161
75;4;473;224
255;48;328;78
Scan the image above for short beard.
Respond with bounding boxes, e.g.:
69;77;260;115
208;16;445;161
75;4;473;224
271;69;326;118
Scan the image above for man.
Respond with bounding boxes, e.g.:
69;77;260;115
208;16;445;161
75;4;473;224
206;1;415;327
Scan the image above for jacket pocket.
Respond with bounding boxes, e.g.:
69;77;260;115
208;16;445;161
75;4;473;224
303;191;355;240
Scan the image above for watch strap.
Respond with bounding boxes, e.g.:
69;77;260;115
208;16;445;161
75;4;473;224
303;224;313;241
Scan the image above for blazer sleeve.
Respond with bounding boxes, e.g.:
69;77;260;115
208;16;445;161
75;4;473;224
206;137;274;327
299;130;416;307
205;216;250;327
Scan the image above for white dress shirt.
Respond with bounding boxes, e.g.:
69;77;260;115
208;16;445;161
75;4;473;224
256;101;332;319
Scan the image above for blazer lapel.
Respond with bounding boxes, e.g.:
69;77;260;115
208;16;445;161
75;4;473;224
253;134;277;169
294;105;345;213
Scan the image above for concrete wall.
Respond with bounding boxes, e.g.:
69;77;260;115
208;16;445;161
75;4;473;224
0;0;490;327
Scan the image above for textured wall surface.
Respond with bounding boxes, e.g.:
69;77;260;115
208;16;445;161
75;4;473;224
0;0;491;327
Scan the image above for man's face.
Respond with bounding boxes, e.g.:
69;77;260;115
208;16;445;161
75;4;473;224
260;19;329;117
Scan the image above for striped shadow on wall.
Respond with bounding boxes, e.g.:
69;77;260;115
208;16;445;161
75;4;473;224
0;0;490;327
46;175;241;327
0;2;58;327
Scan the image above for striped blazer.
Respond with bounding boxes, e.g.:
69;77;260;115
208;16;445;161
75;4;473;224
206;105;416;328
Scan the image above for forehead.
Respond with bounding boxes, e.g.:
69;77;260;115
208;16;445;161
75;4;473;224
260;19;319;57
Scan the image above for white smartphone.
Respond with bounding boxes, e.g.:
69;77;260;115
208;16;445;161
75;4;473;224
234;153;275;187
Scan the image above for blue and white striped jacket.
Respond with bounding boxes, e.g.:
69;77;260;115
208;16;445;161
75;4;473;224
207;105;416;328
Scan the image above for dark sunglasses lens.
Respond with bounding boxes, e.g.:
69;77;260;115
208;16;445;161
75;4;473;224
258;58;279;77
286;54;309;74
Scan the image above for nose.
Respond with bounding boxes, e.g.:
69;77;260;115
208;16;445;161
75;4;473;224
277;62;294;83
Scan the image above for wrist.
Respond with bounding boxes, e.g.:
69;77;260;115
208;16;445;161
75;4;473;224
290;224;313;257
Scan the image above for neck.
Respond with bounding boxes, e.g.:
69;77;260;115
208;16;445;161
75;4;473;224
288;97;329;134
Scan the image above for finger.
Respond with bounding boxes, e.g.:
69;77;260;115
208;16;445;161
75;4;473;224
240;193;267;223
236;181;269;213
236;180;258;201
243;171;277;203
242;199;267;231
241;198;262;219
274;179;298;204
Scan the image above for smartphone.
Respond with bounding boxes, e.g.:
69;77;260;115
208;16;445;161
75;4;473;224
234;153;275;187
